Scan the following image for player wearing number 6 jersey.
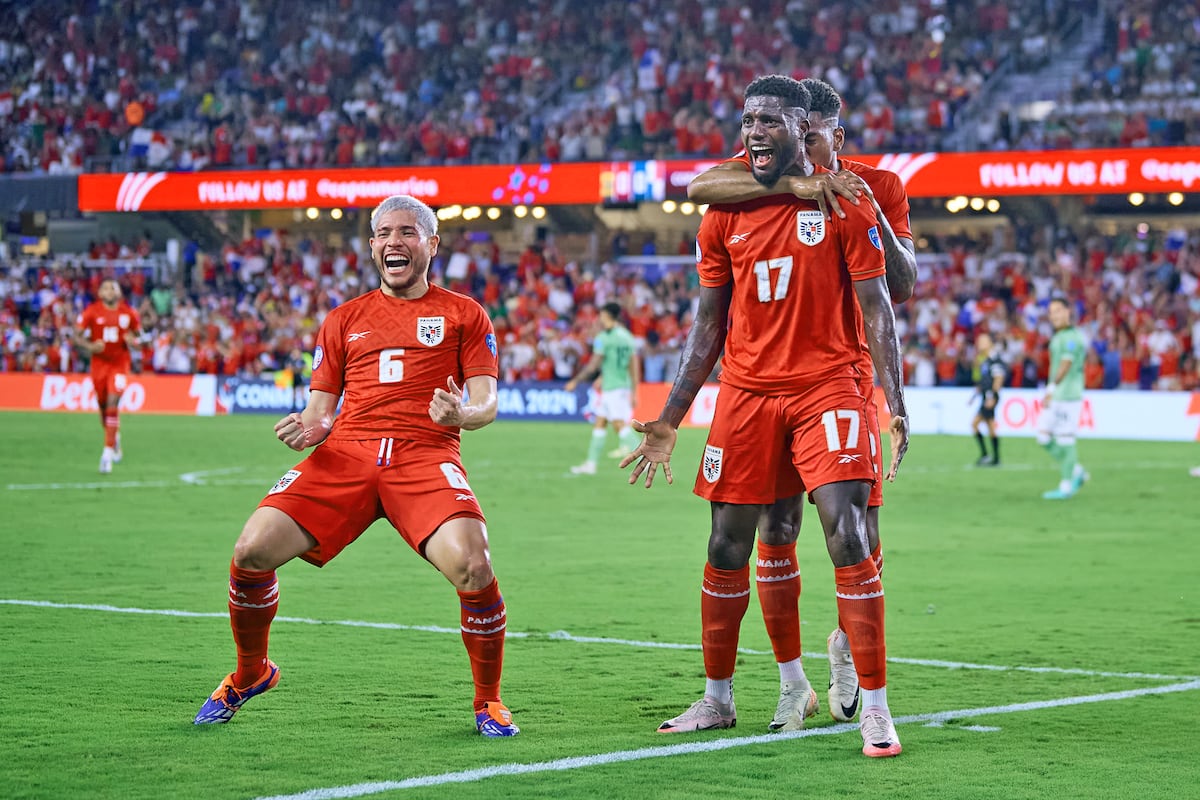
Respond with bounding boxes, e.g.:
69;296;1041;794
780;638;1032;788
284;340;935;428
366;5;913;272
75;278;142;474
621;75;909;758
193;194;519;737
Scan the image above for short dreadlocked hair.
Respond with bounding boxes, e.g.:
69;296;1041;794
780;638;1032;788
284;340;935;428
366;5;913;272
744;74;811;114
799;78;843;120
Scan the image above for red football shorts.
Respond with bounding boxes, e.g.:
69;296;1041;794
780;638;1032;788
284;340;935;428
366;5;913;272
860;377;884;509
259;438;485;567
693;378;876;505
91;368;128;408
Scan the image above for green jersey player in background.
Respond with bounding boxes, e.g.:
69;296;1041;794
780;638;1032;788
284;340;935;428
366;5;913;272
1037;296;1090;499
566;301;641;474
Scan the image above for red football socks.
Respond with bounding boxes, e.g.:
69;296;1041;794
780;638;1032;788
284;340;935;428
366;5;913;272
701;562;751;681
756;542;802;664
228;560;279;688
834;555;887;690
458;578;506;713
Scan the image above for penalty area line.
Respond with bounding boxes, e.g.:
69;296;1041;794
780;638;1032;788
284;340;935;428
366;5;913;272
3;598;1196;682
255;679;1200;800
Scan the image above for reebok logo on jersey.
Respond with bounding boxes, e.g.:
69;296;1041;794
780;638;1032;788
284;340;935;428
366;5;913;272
347;330;372;342
837;454;864;464
728;232;751;244
455;493;475;501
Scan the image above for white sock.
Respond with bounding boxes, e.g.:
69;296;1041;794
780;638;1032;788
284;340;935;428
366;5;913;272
778;658;807;683
861;686;889;713
705;678;733;706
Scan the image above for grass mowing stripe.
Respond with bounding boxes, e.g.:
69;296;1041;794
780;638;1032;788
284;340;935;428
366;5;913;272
255;680;1200;800
4;597;1194;682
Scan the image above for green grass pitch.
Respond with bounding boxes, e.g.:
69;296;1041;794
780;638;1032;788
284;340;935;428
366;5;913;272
2;410;1198;799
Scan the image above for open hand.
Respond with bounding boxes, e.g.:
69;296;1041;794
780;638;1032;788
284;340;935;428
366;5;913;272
619;419;678;488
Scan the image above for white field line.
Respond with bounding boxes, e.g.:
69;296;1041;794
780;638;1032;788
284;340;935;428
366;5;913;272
4;459;1194;491
5;466;272;491
252;678;1200;800
2;598;1196;682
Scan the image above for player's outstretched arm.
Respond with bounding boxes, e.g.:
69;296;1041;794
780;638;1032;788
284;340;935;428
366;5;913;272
430;375;497;430
854;276;909;480
621;282;731;487
275;389;338;451
687;161;862;219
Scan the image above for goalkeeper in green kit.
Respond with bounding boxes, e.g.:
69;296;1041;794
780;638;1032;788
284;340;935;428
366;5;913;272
1038;296;1090;500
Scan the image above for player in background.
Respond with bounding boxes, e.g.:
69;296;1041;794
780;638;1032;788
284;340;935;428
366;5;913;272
1038;296;1089;500
565;301;641;474
193;195;519;737
623;75;909;758
687;76;916;728
970;332;1007;466
74;277;142;473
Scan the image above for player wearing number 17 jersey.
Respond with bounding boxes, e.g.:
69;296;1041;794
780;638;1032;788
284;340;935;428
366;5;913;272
193;194;519;737
620;75;909;758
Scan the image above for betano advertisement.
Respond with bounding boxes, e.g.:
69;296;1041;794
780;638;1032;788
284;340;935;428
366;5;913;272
77;147;1200;211
3;374;1198;442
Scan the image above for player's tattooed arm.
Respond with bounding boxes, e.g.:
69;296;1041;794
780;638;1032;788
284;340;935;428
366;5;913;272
623;282;730;488
844;179;917;302
659;283;731;428
688;161;863;219
854;276;909;479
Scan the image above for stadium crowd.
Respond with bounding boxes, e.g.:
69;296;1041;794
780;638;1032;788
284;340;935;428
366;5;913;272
3;0;1192;174
3;217;1198;393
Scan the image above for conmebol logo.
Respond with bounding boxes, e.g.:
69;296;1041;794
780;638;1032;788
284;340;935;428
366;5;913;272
115;172;168;211
875;153;938;186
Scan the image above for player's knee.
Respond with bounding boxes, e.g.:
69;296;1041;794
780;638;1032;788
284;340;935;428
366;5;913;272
233;512;296;570
233;535;275;571
707;530;754;569
443;551;494;591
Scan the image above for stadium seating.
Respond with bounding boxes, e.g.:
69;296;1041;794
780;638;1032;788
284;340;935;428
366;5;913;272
6;0;1190;173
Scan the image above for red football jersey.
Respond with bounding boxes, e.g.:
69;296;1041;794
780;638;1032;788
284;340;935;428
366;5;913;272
697;178;886;394
840;158;912;240
75;301;141;373
722;153;913;391
309;285;498;445
724;153;912;241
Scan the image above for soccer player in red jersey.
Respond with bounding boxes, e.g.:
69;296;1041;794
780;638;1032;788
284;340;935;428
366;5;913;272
74;278;142;473
193;195;519;737
688;76;918;734
623;75;909;758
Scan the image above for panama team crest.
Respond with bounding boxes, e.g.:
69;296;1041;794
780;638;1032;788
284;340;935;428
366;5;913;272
268;469;302;495
417;316;445;346
702;444;723;483
796;210;825;246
